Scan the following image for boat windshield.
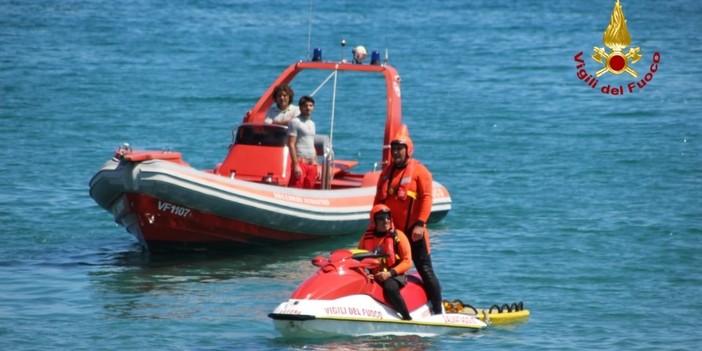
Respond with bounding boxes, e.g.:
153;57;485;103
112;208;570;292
234;124;288;147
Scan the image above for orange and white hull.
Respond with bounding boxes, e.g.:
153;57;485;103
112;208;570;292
89;156;451;251
90;59;453;251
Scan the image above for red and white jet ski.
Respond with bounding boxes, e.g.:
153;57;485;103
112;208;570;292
269;249;488;337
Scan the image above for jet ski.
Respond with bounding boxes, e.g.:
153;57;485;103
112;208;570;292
269;248;523;338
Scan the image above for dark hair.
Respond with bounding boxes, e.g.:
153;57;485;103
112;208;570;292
298;95;315;106
273;84;294;102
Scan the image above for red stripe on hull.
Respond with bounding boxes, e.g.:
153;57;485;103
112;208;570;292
121;193;324;249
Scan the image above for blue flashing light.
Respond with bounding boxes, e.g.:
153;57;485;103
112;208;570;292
312;48;322;62
370;51;381;65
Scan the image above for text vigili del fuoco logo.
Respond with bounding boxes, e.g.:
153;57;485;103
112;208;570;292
574;0;661;95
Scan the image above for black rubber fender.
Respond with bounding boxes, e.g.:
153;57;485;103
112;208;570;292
463;303;478;314
501;303;511;313
488;301;526;314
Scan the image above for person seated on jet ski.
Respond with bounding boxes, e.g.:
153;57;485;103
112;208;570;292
358;204;414;320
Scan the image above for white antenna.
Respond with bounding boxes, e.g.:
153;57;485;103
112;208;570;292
306;0;313;61
329;70;338;146
340;38;346;62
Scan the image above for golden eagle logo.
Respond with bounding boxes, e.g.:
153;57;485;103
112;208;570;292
591;0;642;77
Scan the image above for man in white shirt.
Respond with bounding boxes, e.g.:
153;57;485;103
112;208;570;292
264;84;300;125
287;96;317;189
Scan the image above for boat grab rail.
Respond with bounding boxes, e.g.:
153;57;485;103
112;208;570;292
315;135;334;190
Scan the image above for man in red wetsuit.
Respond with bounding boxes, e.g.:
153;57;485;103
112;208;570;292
373;124;443;315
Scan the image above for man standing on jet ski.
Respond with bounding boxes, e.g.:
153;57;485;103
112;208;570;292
358;204;413;320
374;124;443;315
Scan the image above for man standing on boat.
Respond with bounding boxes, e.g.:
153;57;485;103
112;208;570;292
265;83;300;125
287;96;317;189
374;124;443;315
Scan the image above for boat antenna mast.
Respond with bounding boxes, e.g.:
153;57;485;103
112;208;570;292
340;38;346;62
306;0;313;61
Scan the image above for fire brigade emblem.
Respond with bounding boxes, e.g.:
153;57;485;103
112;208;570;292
591;0;642;77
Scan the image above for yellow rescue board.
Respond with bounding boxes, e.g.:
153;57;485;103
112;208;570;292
443;300;530;326
477;308;530;325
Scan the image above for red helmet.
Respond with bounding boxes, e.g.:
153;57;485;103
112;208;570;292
390;124;414;157
369;204;394;231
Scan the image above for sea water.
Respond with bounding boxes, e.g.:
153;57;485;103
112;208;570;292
1;1;700;350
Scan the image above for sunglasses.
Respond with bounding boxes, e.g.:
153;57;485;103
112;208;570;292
374;213;392;221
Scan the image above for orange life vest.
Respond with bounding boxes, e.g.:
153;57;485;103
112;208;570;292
361;231;399;268
378;159;418;201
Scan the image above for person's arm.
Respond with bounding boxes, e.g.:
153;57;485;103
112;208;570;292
373;182;382;205
390;230;413;276
311;135;318;164
287;120;301;177
415;165;433;225
372;166;388;205
288;135;301;176
411;164;433;240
